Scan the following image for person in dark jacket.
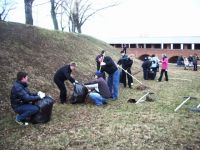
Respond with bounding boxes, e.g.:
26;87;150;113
95;50;106;79
117;51;133;88
122;44;127;54
192;53;199;71
85;71;111;106
54;62;77;104
96;55;120;100
142;57;152;80
10;72;45;125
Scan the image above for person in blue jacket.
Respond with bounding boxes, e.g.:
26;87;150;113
10;72;45;125
54;62;78;104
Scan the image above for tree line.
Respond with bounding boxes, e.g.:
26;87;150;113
0;0;118;33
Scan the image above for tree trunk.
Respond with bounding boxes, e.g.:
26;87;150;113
24;0;34;25
77;24;82;33
50;0;59;30
0;9;5;21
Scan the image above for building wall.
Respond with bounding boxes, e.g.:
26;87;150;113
126;48;200;63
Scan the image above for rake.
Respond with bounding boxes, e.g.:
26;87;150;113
174;96;197;112
117;65;149;90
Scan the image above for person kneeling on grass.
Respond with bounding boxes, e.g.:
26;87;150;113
84;71;111;106
10;72;45;125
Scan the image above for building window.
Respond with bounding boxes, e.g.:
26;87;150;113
194;44;200;50
164;44;171;49
183;44;191;49
130;44;136;48
173;44;181;49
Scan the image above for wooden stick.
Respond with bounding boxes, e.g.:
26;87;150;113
170;78;192;82
117;65;143;85
174;97;191;112
136;92;150;104
197;103;200;108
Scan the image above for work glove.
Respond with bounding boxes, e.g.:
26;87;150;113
100;62;106;66
38;91;45;99
73;80;78;86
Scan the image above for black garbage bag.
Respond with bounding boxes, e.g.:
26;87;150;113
70;83;88;104
31;96;54;124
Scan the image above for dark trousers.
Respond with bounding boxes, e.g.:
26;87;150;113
158;69;168;81
15;104;39;121
121;69;133;87
193;63;197;71
54;78;67;103
151;68;157;80
143;69;149;80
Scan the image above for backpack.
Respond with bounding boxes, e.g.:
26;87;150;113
70;83;88;104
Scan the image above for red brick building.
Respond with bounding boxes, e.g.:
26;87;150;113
109;36;200;63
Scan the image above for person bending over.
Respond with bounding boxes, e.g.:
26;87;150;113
96;55;120;100
54;62;78;104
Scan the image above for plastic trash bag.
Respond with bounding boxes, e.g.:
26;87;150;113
31;96;54;124
70;83;88;104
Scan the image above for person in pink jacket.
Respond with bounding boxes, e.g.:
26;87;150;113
158;54;168;82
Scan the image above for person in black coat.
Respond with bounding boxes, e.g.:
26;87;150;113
122;44;127;54
192;53;199;71
10;72;45;125
96;55;120;100
117;51;133;88
54;62;77;104
142;57;152;80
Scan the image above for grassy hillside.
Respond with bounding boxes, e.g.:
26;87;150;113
0;21;121;111
0;21;200;149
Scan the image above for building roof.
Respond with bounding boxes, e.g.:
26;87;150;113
106;36;200;44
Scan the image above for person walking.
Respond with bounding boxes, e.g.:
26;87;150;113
158;54;169;82
54;62;78;104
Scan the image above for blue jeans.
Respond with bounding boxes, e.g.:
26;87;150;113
107;69;120;100
14;104;39;121
88;92;107;106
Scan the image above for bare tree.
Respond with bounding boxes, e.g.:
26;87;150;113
61;0;118;33
0;0;16;21
50;0;61;30
24;0;34;25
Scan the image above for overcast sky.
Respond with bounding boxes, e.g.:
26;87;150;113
6;0;200;41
